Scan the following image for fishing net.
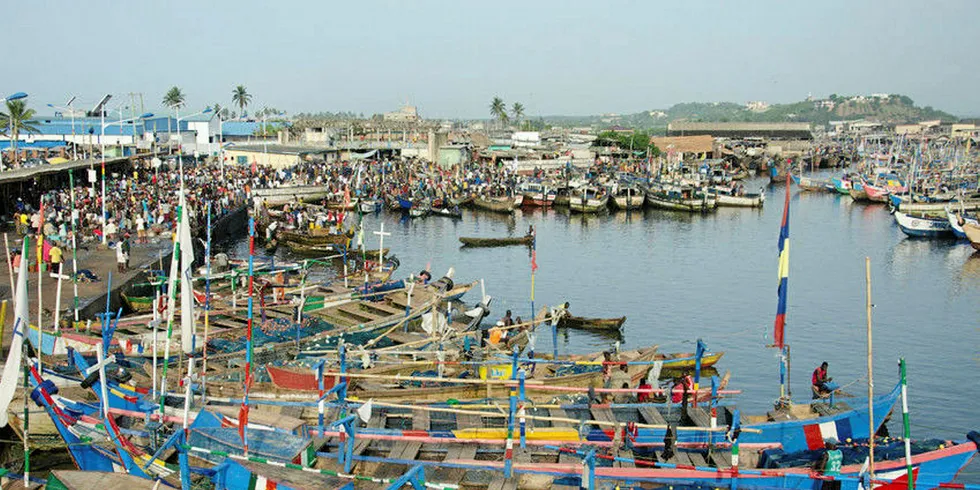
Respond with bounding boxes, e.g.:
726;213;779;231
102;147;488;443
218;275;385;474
759;438;946;468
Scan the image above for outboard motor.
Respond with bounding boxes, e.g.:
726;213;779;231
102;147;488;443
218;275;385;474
463;296;492;332
429;276;454;293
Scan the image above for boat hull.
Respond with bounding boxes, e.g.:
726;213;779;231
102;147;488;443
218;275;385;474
894;210;954;238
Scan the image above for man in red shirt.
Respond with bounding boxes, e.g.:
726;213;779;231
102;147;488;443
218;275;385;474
812;362;833;398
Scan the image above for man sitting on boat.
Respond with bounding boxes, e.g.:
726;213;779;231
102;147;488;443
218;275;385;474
811;361;834;398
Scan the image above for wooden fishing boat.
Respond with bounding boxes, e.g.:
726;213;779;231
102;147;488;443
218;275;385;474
277;228;353;247
848;181;870;201
472;195;522;213
792;175;832;192
611;186;645;210
518;182;555;207
558;315;626;331
862;181;891;202
964;222;980;250
893;210;954;238
358;199;380;213
430;205;462;218
283;239;389;258
552;187;571;207
349;346;661;403
707;185;765;208
946;206;979;239
569;186;610;213
645;187;717;212
408;203;430;218
459;235;533;247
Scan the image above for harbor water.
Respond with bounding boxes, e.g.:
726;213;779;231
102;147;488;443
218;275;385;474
226;177;979;482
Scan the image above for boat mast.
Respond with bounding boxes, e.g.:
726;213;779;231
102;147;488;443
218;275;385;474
865;257;875;479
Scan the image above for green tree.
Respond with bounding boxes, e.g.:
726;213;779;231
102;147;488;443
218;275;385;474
162;86;186;111
232;85;252;118
489;96;507;128
0;100;40;168
512;102;525;123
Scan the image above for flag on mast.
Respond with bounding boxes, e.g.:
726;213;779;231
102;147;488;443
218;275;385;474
179;191;195;354
0;240;30;427
773;172;791;349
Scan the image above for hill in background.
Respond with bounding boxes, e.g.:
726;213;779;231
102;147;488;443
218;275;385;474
543;94;957;131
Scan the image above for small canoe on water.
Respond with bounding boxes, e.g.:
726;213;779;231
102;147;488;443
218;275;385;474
558;315;626;331
459;235;534;247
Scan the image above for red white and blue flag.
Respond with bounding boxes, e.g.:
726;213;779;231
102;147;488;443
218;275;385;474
773;172;791;349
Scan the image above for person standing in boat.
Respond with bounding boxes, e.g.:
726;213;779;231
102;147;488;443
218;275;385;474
812;362;833;398
813;438;842;490
501;310;514;327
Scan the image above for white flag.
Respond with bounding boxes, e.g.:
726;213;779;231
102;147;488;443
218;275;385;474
0;240;31;427
356;399;373;423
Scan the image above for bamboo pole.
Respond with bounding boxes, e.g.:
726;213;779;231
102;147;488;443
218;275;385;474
3;234;14;295
866;257;875;479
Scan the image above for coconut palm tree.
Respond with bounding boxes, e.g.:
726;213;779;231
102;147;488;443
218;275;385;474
232;85;252;118
0;100;40;169
162;86;186;111
512;102;525;123
162;87;185;153
489;97;507;129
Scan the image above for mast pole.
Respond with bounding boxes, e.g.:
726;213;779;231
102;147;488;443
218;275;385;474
865;257;875;479
900;358;912;490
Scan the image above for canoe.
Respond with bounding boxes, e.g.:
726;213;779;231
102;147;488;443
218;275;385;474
350;346;661;403
472;195;522;213
964;223;980;250
569;187;610;213
277;228;353;246
947;207;979;239
121;292;155;313
793;175;832;192
708;186;766;208
645;191;717;212
284;240;388;258
558;315;626;331
459;235;534;247
893;210;954;238
431;206;462;219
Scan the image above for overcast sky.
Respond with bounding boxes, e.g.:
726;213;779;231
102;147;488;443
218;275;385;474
6;0;977;119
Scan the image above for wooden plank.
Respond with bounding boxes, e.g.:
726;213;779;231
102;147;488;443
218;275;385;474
430;445;478;485
549;408;572;427
710;449;732;469
687;406;712;427
688;452;708;467
413;408;430;431
638;406;667;425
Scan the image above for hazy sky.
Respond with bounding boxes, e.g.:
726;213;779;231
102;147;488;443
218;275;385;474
6;0;978;118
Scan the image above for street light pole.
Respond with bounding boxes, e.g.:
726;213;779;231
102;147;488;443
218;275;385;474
100;112;153;245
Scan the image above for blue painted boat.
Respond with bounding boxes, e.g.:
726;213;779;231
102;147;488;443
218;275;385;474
211;459;353;490
587;380;902;453
893;210;954;238
26;366;119;472
397;195;414;210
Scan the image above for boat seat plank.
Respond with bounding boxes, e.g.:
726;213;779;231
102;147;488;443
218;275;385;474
687;406;712;427
638;406;667;425
430;445;478;484
334;304;383;322
665;450;692;466
590;406;617;424
710;449;733;469
688;452;708;467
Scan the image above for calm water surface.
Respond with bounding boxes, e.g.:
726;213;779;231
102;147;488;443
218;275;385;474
228;176;979;482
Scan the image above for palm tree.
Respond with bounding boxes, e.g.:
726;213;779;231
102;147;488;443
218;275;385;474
232;85;252;118
162;87;185;153
489;97;506;129
0;100;40;169
512;102;525;123
162;86;186;111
